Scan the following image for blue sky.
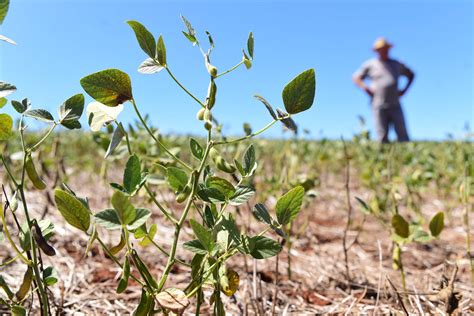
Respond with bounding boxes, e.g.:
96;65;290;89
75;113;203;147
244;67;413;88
1;0;472;140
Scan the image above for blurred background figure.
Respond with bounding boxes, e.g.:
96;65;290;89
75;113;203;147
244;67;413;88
353;37;415;143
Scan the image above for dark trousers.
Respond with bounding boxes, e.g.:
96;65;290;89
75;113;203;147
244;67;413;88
373;106;409;143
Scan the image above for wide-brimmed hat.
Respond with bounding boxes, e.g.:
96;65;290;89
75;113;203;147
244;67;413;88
373;37;393;50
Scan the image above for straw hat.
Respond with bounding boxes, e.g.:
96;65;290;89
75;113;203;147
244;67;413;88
373;37;393;50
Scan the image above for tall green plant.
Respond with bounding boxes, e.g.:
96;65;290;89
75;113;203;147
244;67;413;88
52;17;316;315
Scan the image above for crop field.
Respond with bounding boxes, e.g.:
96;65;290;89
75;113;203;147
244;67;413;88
1;131;473;315
1;2;473;315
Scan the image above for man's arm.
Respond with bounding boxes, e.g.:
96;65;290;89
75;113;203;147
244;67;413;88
399;64;415;97
352;75;374;97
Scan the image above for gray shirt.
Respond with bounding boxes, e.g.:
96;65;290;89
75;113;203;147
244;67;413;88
354;58;413;109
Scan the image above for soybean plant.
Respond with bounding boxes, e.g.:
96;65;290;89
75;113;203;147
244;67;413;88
53;17;316;314
1;1;85;315
356;157;446;293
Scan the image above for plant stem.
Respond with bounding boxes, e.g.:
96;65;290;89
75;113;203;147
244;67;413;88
399;248;407;295
287;223;292;280
341;138;352;285
96;237;146;287
165;66;206;108
130;99;192;171
116;121;132;154
144;185;178;225
214;119;279;146
29;123;58;152
116;121;178;224
150;239;190;267
0;205;31;265
462;156;473;283
0;155;19;187
156;133;213;292
18;119;50;315
215;60;244;78
186;250;236;298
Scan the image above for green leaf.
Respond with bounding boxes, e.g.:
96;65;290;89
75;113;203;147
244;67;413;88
156;35;167;66
94;209;121;230
0;97;7;108
182;31;197;44
249;236;282;259
80;69;133;107
42;266;58;286
124;154;141;194
206;176;235;199
205;30;214;49
391;214;410;238
21;98;31;109
109;182;127;194
54;189;90;232
105;124;125;158
0;81;15;98
138;223;157;247
282;69;316;114
11;305;26;316
11;100;26;113
183;239;208;254
0;113;13;140
24;109;54;122
190;219;213;252
180;15;197;45
276;186;305;225
190;138;204;160
229;186;255;206
181;15;196;36
247;32;254;58
128;208;151;231
216;230;229;252
60;120;81;130
134;224;147;239
429;212;444;237
59;93;84;129
127;20;156;59
234;159;245;177
254;94;277;120
203;205;215;228
219;214;241;245
0;0;9;25
138;58;164;74
252;203;272;225
111;191;136;226
243;144;256;176
167;167;188;192
412;229;432;243
197;186;226;204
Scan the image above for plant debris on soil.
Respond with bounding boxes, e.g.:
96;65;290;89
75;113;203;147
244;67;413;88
1;168;472;315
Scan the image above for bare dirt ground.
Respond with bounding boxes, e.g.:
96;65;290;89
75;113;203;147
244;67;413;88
1;170;473;315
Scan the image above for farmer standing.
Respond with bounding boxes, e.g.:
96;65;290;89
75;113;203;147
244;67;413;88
353;38;415;143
